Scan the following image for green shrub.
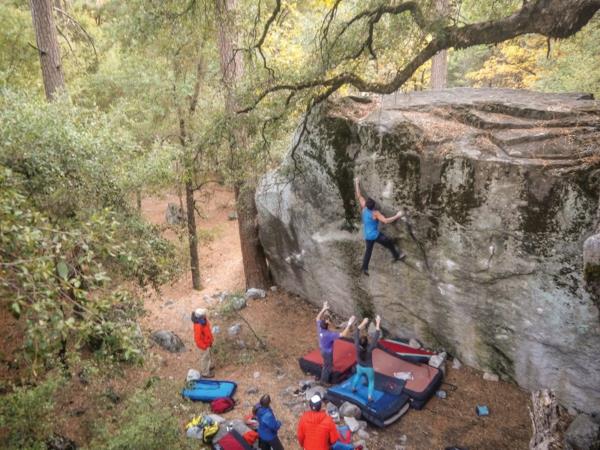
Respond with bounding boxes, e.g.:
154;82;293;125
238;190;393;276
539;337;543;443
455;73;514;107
0;91;180;371
0;376;62;450
88;389;195;450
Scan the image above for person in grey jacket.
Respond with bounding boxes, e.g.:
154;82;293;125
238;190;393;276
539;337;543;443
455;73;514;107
351;315;381;402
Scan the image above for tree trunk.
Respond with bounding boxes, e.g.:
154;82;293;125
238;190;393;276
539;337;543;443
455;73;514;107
529;390;562;450
185;179;201;290
236;185;270;289
216;0;270;289
430;0;448;90
30;0;66;100
135;190;142;211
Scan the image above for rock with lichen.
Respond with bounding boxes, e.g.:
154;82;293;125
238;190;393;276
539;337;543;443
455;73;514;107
256;88;600;413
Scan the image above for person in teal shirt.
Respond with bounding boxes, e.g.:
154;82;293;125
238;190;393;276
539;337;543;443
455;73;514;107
354;177;405;276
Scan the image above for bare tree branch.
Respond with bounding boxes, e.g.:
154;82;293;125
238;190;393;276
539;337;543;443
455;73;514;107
53;6;98;63
252;0;281;78
255;0;281;50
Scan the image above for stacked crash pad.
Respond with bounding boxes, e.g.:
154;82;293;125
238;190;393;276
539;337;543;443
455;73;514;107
300;338;443;426
298;339;356;383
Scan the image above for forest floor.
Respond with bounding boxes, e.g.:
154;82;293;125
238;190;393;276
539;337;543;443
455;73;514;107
10;187;532;449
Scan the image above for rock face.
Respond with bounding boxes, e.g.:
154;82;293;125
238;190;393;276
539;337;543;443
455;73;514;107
256;88;600;413
565;414;600;450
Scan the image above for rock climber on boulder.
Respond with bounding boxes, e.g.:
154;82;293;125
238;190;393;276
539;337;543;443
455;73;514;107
354;177;405;276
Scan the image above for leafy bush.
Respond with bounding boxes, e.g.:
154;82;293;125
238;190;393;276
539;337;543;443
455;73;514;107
0;91;180;371
0;376;62;450
88;389;195;450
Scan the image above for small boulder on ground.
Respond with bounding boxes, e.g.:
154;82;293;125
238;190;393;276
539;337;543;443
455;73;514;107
228;323;242;337
358;429;370;440
228;211;238;221
339;401;362;419
483;372;500;382
565;414;600;450
245;288;266;300
230;296;247;310
151;330;185;353
305;385;326;401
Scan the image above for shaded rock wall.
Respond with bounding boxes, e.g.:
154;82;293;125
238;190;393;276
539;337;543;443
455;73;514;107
256;88;600;413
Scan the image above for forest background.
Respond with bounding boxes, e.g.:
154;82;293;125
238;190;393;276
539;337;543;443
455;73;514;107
0;0;598;448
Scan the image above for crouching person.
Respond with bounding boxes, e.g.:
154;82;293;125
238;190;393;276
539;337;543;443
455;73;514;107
255;394;284;450
192;308;214;378
297;394;339;450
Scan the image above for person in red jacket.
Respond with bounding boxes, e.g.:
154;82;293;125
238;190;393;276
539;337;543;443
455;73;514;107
192;308;214;378
297;394;339;450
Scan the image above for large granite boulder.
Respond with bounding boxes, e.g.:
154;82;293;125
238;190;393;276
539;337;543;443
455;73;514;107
256;88;600;413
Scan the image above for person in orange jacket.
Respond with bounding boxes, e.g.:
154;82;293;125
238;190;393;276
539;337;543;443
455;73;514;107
192;308;214;378
297;394;339;450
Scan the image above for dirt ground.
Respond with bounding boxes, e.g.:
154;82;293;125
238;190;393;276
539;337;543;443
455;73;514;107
3;186;533;449
135;187;532;450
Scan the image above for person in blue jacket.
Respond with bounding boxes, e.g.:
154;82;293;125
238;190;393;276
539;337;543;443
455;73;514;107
255;394;284;450
354;177;405;276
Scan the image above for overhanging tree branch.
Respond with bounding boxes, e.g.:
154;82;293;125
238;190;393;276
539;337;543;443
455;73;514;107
53;6;98;63
240;0;599;114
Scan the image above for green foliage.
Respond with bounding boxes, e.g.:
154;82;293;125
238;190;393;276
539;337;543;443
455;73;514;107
0;376;62;450
449;7;600;96
1;90;136;216
88;388;195;450
0;92;180;371
0;2;40;92
536;16;600;98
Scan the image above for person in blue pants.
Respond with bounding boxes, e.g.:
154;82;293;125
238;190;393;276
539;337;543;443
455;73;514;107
351;316;381;403
354;177;405;276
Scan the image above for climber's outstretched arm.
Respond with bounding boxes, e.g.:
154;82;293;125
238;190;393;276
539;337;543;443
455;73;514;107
316;301;329;322
373;210;404;224
354;177;366;209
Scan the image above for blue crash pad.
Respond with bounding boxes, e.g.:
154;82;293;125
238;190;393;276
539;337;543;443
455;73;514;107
181;379;237;402
326;376;410;427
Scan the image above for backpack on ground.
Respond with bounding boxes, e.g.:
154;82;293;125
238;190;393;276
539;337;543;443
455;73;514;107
211;397;235;414
336;425;352;444
242;430;258;445
185;415;219;444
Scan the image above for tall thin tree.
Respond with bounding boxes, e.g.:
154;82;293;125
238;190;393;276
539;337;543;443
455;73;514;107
176;57;204;290
30;0;66;100
216;0;270;289
430;0;449;90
